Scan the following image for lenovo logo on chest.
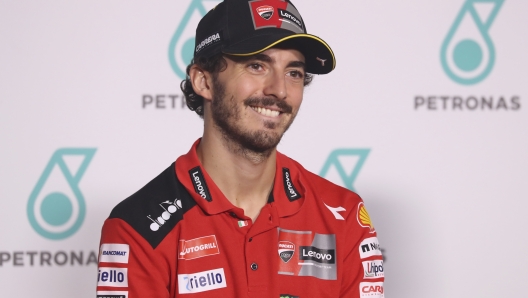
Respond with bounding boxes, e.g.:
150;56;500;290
299;246;335;264
189;167;212;202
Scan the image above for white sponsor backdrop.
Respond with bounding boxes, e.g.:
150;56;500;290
1;0;527;297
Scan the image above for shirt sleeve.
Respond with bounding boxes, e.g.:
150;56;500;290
340;199;385;297
96;218;174;298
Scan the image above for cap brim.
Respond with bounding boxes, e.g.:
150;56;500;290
223;33;335;75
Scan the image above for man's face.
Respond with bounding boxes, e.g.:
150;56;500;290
210;48;306;154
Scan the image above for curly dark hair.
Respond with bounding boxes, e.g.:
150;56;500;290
180;53;314;117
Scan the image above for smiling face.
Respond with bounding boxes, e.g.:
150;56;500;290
208;48;306;155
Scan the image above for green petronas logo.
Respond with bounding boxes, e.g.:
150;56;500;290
319;149;370;192
169;0;222;79
27;148;96;240
440;0;504;85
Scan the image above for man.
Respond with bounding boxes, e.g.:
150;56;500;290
96;0;384;297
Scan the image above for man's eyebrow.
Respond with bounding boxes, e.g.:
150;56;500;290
287;61;306;71
252;53;273;63
227;53;272;64
227;54;306;70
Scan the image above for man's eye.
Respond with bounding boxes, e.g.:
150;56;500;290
288;70;304;79
248;63;263;71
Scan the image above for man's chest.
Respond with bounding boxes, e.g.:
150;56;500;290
171;206;342;298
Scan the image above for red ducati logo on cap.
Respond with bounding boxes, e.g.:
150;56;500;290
257;5;274;20
249;0;288;29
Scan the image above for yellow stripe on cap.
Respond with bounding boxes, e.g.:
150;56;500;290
224;33;335;71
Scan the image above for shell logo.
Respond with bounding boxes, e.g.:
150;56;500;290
357;202;375;233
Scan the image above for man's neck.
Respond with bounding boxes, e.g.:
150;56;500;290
197;132;276;222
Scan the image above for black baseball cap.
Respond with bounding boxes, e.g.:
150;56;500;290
193;0;335;74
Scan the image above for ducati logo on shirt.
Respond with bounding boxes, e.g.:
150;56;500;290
277;228;337;280
278;240;295;263
179;235;220;260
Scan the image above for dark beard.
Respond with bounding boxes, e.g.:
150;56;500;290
210;78;295;156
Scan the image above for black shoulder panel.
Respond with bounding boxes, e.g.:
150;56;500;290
109;163;197;249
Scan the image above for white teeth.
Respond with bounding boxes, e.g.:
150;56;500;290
252;106;280;117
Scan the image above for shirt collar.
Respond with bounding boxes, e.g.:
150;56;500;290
175;139;305;217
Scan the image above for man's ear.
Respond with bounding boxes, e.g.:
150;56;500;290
189;65;214;101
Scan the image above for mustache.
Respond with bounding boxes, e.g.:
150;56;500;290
243;97;293;114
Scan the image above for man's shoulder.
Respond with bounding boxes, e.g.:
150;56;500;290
107;163;196;248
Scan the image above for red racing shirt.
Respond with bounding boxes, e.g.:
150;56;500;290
96;140;384;298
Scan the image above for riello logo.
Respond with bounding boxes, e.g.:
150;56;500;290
319;149;370;192
440;0;504;85
169;0;222;79
27;148;96;240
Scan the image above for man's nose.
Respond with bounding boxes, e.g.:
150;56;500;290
263;71;287;100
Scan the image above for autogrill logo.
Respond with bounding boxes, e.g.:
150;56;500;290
181;243;216;253
189;167;212;202
179;235;220;260
282;168;301;201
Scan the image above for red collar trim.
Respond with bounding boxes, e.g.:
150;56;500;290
175;139;305;217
